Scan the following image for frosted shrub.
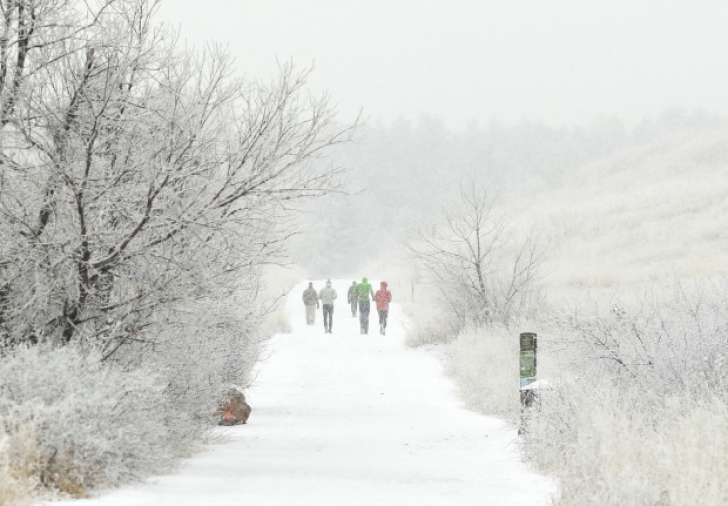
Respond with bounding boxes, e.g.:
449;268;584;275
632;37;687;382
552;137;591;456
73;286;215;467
260;301;293;336
258;264;308;336
404;305;459;347
522;280;728;505
109;295;265;443
0;346;175;497
0;430;23;506
524;385;728;506
442;325;521;418
554;282;728;400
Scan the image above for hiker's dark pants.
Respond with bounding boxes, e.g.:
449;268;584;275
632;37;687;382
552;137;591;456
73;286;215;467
358;300;370;333
378;309;389;330
350;298;357;316
322;304;334;331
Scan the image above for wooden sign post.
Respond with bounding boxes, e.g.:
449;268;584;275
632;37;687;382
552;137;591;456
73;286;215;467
519;332;538;408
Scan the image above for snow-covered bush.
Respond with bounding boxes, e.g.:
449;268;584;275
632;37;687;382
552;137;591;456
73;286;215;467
0;346;176;497
403;303;459;347
553;283;728;401
0;430;23;506
524;383;728;506
441;324;521;418
94;289;268;450
258;264;309;336
521;280;728;505
405;319;457;347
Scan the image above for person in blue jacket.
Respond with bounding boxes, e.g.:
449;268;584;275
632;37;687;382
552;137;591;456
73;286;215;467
347;281;358;317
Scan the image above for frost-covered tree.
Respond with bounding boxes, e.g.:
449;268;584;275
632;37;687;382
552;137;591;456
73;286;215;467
0;0;354;355
409;178;543;327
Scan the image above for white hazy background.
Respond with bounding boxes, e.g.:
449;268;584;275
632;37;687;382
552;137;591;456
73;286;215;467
4;3;728;506
157;0;728;129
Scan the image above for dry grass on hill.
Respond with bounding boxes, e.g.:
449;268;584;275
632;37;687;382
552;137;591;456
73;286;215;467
509;127;728;303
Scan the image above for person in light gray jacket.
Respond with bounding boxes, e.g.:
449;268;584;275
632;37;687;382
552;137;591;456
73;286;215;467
318;280;338;333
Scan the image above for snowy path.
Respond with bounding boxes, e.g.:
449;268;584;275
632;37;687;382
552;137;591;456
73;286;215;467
48;280;555;505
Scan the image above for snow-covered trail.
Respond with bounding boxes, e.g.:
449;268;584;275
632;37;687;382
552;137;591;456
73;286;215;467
49;280;555;505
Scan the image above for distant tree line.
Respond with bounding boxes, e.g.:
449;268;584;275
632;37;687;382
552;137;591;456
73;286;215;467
292;109;727;276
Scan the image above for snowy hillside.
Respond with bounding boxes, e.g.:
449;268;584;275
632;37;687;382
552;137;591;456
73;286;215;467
514;126;728;301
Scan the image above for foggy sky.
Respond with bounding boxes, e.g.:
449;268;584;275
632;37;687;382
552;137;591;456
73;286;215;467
157;0;728;129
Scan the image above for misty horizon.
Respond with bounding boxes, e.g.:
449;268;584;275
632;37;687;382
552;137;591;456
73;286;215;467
156;0;728;131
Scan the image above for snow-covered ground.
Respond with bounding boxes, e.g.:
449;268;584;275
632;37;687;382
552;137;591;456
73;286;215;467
45;280;555;505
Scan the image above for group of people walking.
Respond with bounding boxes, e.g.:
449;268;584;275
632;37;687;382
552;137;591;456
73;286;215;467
302;280;337;333
302;278;392;335
347;278;392;335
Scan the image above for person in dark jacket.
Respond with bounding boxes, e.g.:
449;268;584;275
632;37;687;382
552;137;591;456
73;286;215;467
302;282;319;325
347;281;358;317
355;277;375;334
374;281;393;335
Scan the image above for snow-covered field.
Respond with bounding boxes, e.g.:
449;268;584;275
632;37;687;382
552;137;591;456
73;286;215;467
45;280;555;505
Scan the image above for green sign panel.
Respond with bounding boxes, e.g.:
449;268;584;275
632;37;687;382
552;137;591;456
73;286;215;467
520;350;535;377
520;332;537;352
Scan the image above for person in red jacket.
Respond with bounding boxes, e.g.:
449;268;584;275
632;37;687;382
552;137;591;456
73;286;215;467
374;281;392;335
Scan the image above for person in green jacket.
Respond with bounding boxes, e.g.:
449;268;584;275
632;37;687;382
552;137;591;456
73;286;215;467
355;277;375;334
